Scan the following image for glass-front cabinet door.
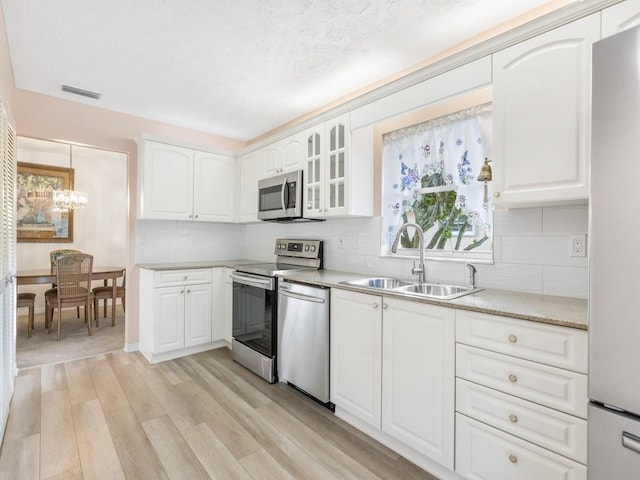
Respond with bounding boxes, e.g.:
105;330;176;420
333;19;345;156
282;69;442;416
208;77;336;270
303;113;350;218
305;130;323;215
327;121;347;214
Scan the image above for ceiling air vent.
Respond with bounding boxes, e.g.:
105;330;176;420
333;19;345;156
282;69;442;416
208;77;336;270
61;84;101;100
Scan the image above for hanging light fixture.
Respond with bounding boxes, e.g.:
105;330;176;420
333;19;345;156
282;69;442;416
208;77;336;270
52;144;88;212
477;157;493;204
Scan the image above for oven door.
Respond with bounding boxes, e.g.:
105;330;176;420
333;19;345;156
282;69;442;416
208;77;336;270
231;272;277;358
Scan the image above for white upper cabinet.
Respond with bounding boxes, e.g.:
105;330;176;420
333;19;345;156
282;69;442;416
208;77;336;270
602;0;640;38
260;133;303;179
138;138;235;222
492;14;600;207
303;113;373;219
238;149;262;223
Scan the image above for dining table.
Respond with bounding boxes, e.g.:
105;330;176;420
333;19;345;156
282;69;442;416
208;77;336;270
16;266;126;327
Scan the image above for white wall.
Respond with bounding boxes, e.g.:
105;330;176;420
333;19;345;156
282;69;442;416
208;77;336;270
244;204;588;298
16;137;127;308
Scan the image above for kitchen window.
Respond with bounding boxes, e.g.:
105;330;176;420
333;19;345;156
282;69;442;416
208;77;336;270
381;101;493;262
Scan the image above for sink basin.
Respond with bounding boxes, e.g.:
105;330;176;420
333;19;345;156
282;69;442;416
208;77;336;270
394;283;480;300
340;277;414;289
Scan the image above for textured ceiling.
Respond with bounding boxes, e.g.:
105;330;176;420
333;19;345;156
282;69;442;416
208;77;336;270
2;0;559;141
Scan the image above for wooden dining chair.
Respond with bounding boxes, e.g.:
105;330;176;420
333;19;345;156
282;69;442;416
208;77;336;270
17;292;36;338
45;253;94;341
45;249;82;326
92;270;125;327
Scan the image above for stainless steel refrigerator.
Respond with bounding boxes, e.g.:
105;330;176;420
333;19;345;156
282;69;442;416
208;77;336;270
589;25;640;478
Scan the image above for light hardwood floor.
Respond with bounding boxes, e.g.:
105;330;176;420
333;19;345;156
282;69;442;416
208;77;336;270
0;347;439;480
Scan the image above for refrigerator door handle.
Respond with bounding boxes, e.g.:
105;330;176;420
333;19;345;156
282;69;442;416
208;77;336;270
622;431;640;455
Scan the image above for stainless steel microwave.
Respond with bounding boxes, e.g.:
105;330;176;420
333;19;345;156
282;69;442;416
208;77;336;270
258;170;303;221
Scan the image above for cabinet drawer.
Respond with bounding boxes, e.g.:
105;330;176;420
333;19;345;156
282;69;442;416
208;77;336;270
154;268;212;287
456;345;588;418
456;310;587;373
456;378;587;463
455;414;586;480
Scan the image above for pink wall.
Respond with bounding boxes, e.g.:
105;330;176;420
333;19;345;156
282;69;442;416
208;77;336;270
0;5;14;121
10;89;246;348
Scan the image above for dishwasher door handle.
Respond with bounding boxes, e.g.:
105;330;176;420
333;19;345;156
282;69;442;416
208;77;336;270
279;289;326;304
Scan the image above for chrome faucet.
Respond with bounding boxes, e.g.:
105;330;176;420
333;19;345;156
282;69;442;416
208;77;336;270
391;222;426;283
466;262;477;289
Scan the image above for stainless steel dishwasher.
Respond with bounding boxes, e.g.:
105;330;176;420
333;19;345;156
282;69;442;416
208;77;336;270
277;280;333;410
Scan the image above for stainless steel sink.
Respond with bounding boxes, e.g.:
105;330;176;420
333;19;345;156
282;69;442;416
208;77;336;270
340;277;414;289
393;283;480;300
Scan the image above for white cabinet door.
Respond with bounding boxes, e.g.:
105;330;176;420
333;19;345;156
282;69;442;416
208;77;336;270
238;150;262;223
303;125;324;216
141;141;193;220
261;143;280;179
382;298;455;469
193;151;235;222
184;283;212;347
492;14;599;207
260;134;303;179
323;114;350;217
602;0;640;37
330;288;382;429
153;286;185;353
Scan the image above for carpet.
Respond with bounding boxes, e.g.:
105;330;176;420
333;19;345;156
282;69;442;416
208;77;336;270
16;306;125;369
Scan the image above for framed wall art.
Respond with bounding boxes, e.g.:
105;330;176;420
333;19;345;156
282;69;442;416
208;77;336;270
16;162;74;242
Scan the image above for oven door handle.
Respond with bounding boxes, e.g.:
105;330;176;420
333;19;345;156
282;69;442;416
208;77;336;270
231;272;276;290
279;289;326;304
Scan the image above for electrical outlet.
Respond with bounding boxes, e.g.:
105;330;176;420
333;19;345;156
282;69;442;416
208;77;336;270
569;234;586;257
338;235;345;249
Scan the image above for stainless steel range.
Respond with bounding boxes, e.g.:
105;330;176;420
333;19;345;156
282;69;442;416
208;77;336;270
231;239;323;383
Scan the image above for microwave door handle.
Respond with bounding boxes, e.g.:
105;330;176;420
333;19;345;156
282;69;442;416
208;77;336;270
281;179;288;213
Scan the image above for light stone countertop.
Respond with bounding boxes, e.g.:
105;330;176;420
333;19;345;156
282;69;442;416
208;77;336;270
136;262;588;330
280;269;588;331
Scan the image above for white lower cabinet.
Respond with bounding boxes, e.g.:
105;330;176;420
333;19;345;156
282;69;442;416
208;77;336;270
454;310;588;479
330;288;454;470
456;414;586;480
139;267;226;363
223;267;234;344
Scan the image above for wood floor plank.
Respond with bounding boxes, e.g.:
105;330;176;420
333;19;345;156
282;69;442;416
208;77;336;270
3;370;41;442
131;356;201;431
72;398;126;480
41;363;68;393
239;448;296;480
109;357;166;423
0;433;39;480
187;390;262;459
257;401;384;480
107;350;131;368
86;356;129;413
157;358;192;385
103;405;169;480
40;388;81;479
180;357;341;480
141;415;210;480
64;359;97;406
182;422;254;480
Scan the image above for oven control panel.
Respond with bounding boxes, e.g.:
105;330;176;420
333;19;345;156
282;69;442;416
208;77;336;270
274;239;323;259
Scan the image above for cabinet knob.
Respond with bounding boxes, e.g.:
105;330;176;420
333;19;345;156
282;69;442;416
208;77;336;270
184;276;188;280
373;303;379;309
186;289;190;294
508;454;518;464
180;290;184;294
508;334;517;343
494;192;501;198
509;414;518;423
382;303;388;310
508;373;518;383
194;214;199;219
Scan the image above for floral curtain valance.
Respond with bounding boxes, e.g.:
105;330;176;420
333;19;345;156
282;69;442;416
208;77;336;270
381;103;493;257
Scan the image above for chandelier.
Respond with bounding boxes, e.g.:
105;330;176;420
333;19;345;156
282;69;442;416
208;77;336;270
52;144;88;212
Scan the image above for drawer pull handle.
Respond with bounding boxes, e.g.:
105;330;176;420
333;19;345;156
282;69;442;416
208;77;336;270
622;431;640;455
509;414;518;423
508;374;518;383
508;454;517;464
508;334;517;343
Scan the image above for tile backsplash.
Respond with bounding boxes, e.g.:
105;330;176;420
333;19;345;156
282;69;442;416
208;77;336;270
136;204;588;298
